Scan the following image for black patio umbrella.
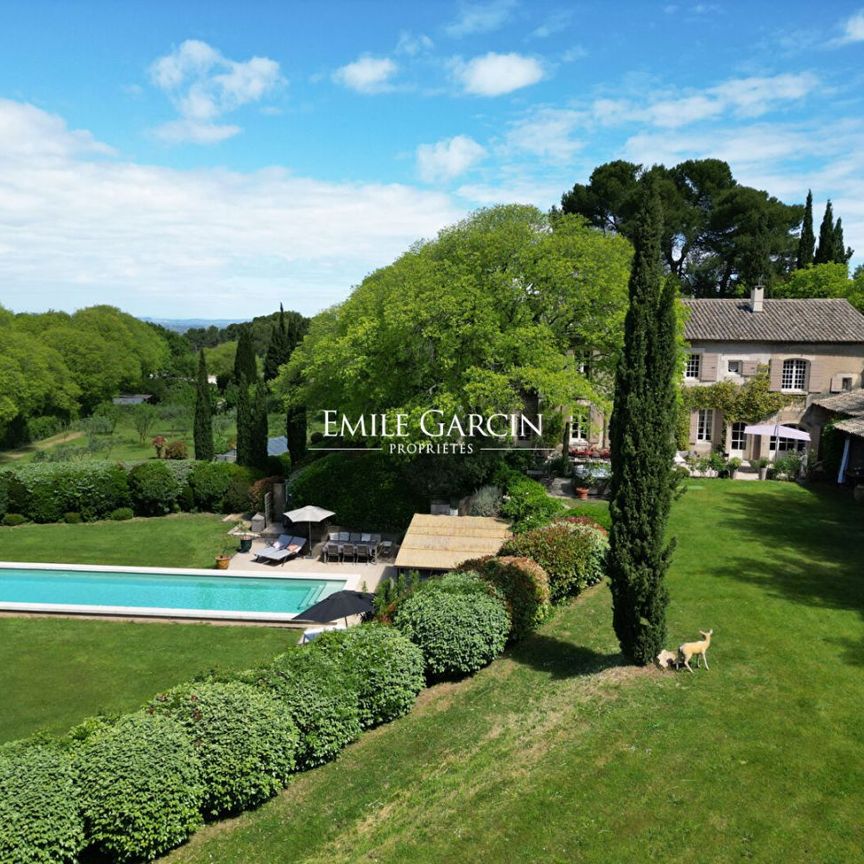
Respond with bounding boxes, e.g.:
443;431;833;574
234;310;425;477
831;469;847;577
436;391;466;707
295;590;375;625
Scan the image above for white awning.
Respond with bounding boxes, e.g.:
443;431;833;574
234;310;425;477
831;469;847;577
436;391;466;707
743;423;811;442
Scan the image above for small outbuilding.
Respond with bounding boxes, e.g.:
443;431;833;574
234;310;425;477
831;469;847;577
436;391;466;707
394;514;511;576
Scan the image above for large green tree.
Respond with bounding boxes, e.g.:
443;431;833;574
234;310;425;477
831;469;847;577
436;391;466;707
233;327;258;384
607;177;678;666
193;350;214;461
277;206;632;435
559;159;803;297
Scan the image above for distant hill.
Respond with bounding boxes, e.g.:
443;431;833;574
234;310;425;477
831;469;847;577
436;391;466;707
140;317;243;333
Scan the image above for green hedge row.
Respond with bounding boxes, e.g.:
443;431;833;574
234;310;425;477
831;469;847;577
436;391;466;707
0;622;426;864
0;460;258;524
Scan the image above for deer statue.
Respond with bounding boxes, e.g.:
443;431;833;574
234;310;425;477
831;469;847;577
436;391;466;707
677;629;713;673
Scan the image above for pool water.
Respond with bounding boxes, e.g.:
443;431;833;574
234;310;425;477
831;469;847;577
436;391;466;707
0;567;346;618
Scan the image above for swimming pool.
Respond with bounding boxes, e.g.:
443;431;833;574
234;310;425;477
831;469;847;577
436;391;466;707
0;564;347;622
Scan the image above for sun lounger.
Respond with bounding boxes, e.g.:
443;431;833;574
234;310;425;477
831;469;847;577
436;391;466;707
253;534;305;564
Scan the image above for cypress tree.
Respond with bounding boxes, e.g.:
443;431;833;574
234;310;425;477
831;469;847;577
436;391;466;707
193;350;214;461
235;379;252;467
607;175;678;666
264;304;290;381
814;200;836;264
286;404;308;467
796;189;815;269
233;326;258;385
249;379;269;470
832;218;852;264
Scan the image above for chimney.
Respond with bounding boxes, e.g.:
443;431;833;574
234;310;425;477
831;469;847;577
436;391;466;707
750;284;764;313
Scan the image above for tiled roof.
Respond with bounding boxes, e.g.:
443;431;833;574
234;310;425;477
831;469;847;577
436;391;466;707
811;389;864;416
835;416;864;436
682;298;864;343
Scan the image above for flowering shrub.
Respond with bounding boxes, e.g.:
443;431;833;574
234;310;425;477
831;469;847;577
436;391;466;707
459;555;551;640
501;521;609;602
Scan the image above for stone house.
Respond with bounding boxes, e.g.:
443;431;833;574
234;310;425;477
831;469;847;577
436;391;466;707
681;287;864;462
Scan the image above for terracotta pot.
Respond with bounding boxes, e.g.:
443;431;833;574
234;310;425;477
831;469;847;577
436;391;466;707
576;487;589;500
215;555;231;570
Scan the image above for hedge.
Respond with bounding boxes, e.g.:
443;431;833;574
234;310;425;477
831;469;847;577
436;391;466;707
460;555;551;640
1;463;130;523
0;460;256;524
311;624;426;728
500;521;609;602
394;575;510;678
290;451;425;531
244;649;362;769
75;713;204;863
148;681;300;818
0;744;85;864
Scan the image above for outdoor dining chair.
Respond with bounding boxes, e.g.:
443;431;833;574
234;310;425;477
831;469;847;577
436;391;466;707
341;542;355;563
355;544;370;564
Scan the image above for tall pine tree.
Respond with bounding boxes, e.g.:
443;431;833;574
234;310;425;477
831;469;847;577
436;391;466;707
607;175;678;666
193;350;214;461
286;404;307;467
814;200;836;264
796;189;815;269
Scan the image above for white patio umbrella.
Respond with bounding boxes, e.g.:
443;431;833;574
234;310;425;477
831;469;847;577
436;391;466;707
743;423;811;443
283;505;336;558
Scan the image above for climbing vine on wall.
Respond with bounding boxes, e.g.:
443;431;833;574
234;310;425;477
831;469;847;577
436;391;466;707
681;367;799;423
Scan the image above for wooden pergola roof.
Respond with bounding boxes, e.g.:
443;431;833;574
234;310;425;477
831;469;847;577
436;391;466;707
394;514;511;572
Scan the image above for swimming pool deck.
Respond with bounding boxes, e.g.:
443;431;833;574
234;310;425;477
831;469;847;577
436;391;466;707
230;541;393;593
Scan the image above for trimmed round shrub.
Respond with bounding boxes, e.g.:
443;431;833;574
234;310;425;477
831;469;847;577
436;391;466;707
460;555;551;640
560;514;609;535
109;506;134;521
128;461;181;516
2;513;27;526
311;624;425;728
0;745;85;864
75;712;204;863
245;649;361;769
189;462;234;513
501;521;609;602
148;681;300;818
394;579;510;678
498;474;564;532
63;511;82;524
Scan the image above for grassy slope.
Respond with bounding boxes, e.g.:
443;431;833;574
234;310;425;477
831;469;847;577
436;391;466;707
0;513;234;568
163;481;864;864
0;618;295;742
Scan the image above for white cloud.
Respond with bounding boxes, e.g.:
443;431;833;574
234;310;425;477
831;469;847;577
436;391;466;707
332;56;398;93
453;52;545;97
529;11;572;39
417;135;486;182
504;108;584;162
590;72;818;129
0;99;463;317
395;31;434;56
836;8;864;43
445;0;516;38
149;40;282;144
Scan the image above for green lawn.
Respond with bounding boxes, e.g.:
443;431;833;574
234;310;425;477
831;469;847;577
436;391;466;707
153;480;863;864
0;513;234;568
0;618;295;742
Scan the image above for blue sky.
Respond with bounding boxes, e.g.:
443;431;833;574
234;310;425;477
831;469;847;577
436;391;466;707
1;0;863;318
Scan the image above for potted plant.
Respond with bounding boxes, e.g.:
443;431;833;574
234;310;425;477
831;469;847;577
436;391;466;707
750;457;770;480
726;457;743;479
573;466;592;499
